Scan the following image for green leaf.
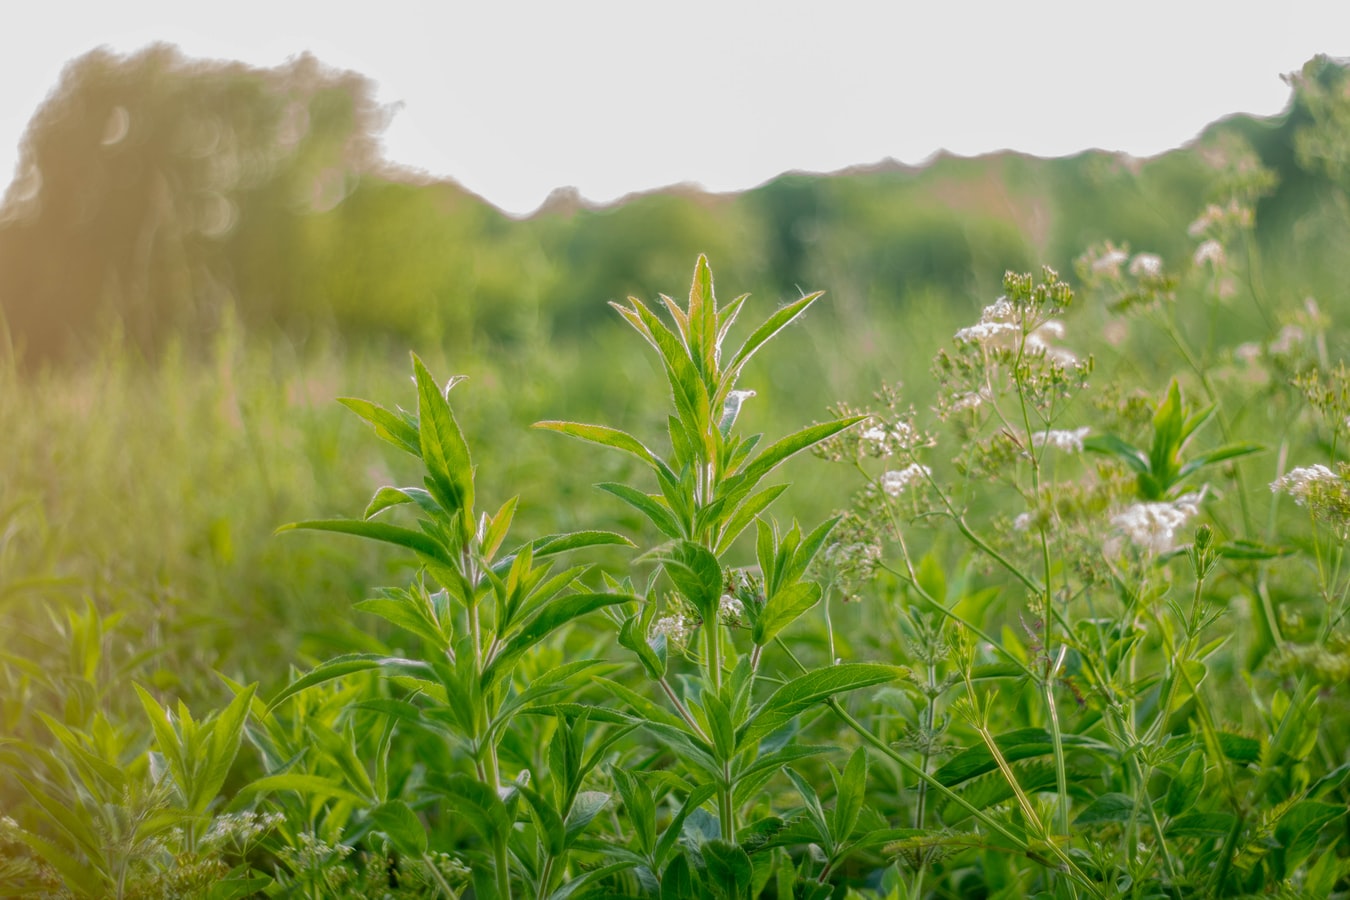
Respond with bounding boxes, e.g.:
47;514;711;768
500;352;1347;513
528;530;636;558
1217;731;1261;764
660;540;725;622
753;582;821;646
12;825;108;897
725;291;825;386
714;483;789;556
934;728;1114;787
618;605;667;680
1165;749;1205;817
337;396;421;457
545;862;639;900
276;518;451;566
702;692;737;762
232;773;370;807
369;800;428;855
1166;812;1237;837
702;839;753;899
686;254;719;383
481;496;519;561
520;784;567;855
196;683;256;815
429;773;512;840
413;353;474;520
485;592;639;688
355;591;447;651
1217;539;1295;560
363;485;418;519
564;790;611;844
831;747;868;843
653;784;718;868
598;482;684;539
1177;442;1263;479
611;767;657;857
1083;434;1149;473
738;664;903;750
739;416;867;482
1073;792;1137;825
532;421;660;468
266;654;424;712
1274;800;1343;868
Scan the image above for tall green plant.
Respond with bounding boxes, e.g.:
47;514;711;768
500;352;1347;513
536;256;909;893
274;354;638;898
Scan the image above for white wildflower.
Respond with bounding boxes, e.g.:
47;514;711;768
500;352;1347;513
955;320;1019;345
881;463;931;497
1092;246;1129;277
1188;205;1219;237
650;614;691;643
719;594;744;620
1110;491;1204;555
1270;324;1305;355
1193;240;1225;267
1129;253;1163;277
983;298;1015;321
950;390;985;412
1013;512;1034;531
1271;465;1338;506
826;541;881;567
1025;320;1077;364
1234;342;1261;365
1031;426;1090;453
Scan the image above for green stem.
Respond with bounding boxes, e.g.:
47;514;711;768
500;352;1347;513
658;676;711;744
719;772;737;845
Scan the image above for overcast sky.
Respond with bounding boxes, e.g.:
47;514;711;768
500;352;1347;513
2;1;1347;215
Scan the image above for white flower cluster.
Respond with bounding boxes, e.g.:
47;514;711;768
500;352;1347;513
1031;426;1090;453
859;419;919;458
955;298;1020;346
1270;324;1305;356
949;390;986;412
1025;320;1077;365
1092;246;1130;277
650;613;692;643
1193;240;1225;267
881;463;931;497
204;811;286;848
1271;465;1339;506
1129;253;1163;277
1110;492;1204;555
1188;200;1253;238
954;299;1076;363
719;594;744;620
825;541;882;567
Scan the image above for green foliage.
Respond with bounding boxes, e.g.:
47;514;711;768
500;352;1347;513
4;55;1350;896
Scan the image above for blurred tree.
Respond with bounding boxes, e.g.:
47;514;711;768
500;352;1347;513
0;44;388;360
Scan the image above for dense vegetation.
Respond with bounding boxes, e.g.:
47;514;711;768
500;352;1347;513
1;47;1349;899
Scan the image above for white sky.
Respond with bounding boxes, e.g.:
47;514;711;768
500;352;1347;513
1;1;1348;216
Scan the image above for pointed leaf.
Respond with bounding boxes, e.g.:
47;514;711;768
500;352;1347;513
738;663;903;750
740;416;867;482
659;541;725;621
413;354;474;519
276;518;451;565
533;421;660;468
337;397;421;456
726;291;825;384
598;482;684;539
369;799;428;856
